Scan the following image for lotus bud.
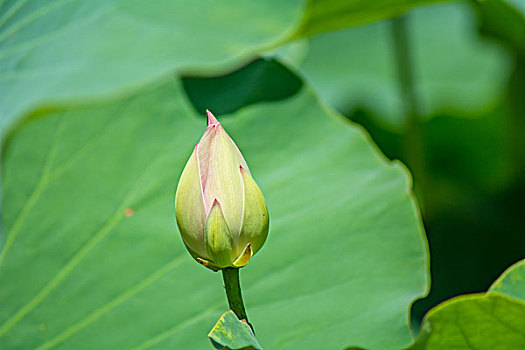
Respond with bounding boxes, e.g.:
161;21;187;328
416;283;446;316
175;110;269;271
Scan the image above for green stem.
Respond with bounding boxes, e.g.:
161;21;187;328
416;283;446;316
222;267;253;331
391;14;426;209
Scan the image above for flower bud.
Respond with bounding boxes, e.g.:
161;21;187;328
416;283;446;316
175;110;269;271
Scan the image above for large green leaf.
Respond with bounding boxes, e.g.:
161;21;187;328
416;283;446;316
412;259;525;350
412;293;525;350
0;65;428;349
0;0;453;138
294;0;446;37
0;0;304;136
490;259;525;302
283;2;511;128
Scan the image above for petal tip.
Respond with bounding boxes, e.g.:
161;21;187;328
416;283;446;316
197;258;220;272
239;164;252;177
233;243;253;268
206;110;220;126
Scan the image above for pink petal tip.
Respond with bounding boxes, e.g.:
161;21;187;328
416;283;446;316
206;110;220;126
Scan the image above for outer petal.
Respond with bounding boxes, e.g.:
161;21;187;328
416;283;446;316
205;200;235;268
237;166;269;256
197;118;248;236
175;146;207;259
232;243;253;268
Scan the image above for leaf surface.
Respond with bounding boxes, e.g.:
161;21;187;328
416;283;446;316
412;259;525;350
1;0;451;137
490;259;525;301
294;0;447;37
209;310;261;350
1;64;428;349
0;0;303;135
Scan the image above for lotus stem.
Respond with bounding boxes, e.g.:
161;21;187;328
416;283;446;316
222;267;254;332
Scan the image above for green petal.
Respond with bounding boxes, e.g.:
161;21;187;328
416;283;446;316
175;147;207;258
205;200;235;268
196;258;221;272
238;166;269;256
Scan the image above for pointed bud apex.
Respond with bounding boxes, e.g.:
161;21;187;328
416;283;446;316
175;111;269;271
207;109;220;126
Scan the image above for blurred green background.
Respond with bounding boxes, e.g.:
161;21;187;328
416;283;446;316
271;0;525;326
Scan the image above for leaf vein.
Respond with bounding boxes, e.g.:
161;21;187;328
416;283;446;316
34;255;187;350
0;0;73;44
474;297;525;339
0;0;29;29
0;115;65;267
0;136;175;337
130;306;220;350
